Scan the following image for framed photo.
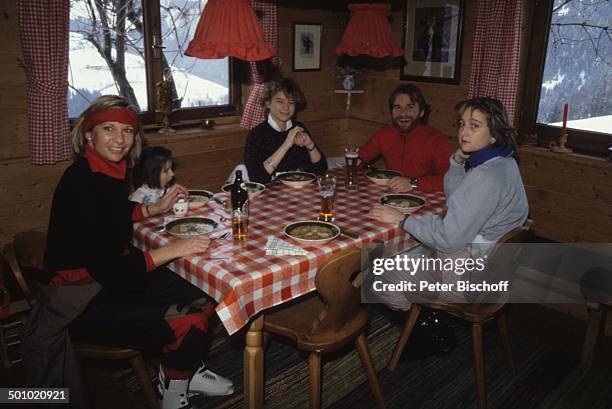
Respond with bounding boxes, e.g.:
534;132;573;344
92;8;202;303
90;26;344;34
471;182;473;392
401;0;464;83
292;22;322;71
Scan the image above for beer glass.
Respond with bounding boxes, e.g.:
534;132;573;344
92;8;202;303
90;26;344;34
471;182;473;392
232;202;249;241
344;146;359;189
317;174;337;222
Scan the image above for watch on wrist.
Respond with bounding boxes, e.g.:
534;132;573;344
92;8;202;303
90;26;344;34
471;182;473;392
410;177;419;189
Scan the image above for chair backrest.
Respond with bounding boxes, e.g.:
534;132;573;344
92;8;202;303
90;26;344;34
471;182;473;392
3;231;48;307
308;246;363;337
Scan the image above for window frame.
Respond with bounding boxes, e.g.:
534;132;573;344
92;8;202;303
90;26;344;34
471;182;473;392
70;0;241;125
519;0;611;157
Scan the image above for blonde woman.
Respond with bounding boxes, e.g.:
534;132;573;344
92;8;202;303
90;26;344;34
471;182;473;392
23;95;233;409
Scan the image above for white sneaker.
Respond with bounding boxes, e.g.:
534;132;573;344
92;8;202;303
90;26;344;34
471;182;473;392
160;377;190;409
188;363;234;396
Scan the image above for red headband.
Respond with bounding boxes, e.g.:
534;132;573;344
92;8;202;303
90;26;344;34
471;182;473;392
81;108;139;133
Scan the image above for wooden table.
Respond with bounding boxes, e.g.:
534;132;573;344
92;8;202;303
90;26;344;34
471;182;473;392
132;170;445;408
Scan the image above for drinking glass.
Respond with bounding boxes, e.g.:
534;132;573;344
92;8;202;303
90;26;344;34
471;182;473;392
232;202;249;241
344;146;359;189
317;174;337;222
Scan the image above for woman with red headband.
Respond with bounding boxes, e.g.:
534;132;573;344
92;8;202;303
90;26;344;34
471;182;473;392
22;95;233;409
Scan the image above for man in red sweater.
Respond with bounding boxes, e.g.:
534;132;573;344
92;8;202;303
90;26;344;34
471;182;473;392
360;84;451;192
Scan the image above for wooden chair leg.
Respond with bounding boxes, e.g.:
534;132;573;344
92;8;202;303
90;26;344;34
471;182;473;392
387;304;421;371
497;311;516;375
471;323;487;409
355;334;386;409
129;355;160;409
308;353;322;409
581;303;606;365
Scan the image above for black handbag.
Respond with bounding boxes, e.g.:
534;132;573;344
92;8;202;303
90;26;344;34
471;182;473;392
400;307;458;362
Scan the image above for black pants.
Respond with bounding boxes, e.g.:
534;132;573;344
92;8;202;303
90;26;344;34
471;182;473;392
70;268;211;373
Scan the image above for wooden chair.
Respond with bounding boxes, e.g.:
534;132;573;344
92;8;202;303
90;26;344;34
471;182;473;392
580;266;612;365
3;230;160;409
263;246;386;409
387;223;532;409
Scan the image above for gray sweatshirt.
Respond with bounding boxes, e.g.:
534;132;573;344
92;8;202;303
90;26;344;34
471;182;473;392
403;155;528;254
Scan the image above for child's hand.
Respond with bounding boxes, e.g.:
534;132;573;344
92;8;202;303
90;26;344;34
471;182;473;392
149;184;188;216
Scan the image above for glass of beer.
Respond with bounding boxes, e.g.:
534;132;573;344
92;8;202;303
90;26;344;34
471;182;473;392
317;174;337;222
344;146;359;189
232;203;249;241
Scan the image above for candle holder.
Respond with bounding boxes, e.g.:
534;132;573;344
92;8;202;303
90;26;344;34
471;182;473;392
156;79;176;134
549;132;573;154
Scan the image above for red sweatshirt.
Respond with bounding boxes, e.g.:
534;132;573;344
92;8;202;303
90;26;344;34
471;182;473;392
360;125;451;192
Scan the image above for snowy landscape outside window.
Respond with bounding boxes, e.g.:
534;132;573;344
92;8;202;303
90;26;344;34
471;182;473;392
68;0;233;121
536;0;611;135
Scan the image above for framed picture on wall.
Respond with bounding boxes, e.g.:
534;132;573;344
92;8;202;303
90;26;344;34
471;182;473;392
401;0;464;83
292;22;322;71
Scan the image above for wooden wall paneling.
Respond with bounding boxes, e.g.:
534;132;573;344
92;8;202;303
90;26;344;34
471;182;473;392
0;0;28;160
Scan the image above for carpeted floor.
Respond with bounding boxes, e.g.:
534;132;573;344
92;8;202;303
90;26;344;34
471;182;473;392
111;305;612;409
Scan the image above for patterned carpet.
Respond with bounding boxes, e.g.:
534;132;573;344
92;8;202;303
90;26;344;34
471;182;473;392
116;306;612;409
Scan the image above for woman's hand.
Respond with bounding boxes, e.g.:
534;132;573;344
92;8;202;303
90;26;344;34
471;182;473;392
284;126;304;147
367;203;406;225
295;131;314;149
453;148;470;165
388;176;413;193
149;184;188;216
170;235;211;258
150;234;211;266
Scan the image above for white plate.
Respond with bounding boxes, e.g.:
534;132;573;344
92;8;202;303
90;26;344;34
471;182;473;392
366;169;402;185
284;220;340;245
276;171;316;188
380;194;426;214
221;182;266;199
164;216;218;238
187;190;214;208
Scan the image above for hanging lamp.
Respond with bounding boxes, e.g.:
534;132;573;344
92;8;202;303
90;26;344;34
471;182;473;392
185;0;275;61
335;3;403;58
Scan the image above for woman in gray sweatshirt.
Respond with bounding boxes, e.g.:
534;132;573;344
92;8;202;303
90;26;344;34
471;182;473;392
368;97;528;309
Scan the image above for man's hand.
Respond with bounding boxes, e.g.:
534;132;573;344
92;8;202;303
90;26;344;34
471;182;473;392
388;176;413;193
367;203;406;225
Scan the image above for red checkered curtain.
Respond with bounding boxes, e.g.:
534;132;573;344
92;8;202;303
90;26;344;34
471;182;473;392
467;0;523;123
240;0;280;130
17;0;71;165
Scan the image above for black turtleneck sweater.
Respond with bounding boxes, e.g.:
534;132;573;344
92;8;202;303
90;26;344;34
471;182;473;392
244;120;328;184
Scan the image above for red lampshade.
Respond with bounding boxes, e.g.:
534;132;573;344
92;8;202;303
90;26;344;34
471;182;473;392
335;3;403;58
186;0;275;61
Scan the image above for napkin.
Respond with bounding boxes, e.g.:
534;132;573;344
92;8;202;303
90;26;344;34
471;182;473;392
264;236;310;256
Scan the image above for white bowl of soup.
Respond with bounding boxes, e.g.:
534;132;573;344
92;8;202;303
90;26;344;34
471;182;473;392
221;182;266;199
187;190;214;209
284;220;340;245
164;216;218;238
366;169;402;185
276;171;316;188
380;194;426;214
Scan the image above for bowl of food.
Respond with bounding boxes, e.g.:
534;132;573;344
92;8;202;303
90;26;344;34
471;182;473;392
164;216;218;238
366;169;402;185
187;190;214;209
276;171;316;188
380;194;426;214
221;182;266;199
284;220;340;245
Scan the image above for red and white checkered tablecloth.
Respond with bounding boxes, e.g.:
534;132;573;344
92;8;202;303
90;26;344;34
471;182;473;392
132;171;446;335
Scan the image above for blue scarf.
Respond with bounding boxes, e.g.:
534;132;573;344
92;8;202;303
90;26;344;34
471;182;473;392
464;144;515;172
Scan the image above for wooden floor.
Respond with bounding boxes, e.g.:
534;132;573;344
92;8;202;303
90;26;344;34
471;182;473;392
1;303;611;409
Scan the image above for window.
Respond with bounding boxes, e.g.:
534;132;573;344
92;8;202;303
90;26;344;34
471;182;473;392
520;0;611;156
68;0;240;123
